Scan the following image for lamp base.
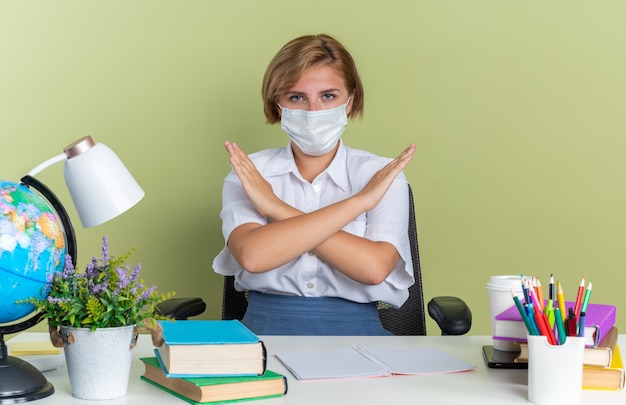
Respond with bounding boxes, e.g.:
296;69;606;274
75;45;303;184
0;356;54;404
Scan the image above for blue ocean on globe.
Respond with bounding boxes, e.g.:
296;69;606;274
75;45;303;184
0;180;67;324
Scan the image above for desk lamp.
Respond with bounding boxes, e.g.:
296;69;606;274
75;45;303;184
0;136;144;403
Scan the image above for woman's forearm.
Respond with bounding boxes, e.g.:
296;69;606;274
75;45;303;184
228;194;399;284
228;194;365;272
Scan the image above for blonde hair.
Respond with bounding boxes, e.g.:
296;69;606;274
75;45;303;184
262;34;364;124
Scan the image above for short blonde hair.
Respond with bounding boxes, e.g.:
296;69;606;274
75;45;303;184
262;34;364;124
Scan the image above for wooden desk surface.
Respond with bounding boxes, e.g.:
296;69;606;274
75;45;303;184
23;334;626;405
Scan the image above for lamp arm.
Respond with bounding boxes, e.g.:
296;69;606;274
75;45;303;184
20;175;77;265
25;152;66;177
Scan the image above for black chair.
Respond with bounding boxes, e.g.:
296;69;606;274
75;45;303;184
159;184;472;334
155;297;206;320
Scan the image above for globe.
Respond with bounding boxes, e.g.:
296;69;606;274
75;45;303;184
0;180;67;325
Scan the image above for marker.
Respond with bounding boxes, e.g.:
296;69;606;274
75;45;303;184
545;302;555;329
566;308;577;336
554;306;567;344
574;277;586;319
578;312;586;337
526;304;541;337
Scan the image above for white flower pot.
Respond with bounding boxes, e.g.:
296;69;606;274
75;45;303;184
60;325;135;400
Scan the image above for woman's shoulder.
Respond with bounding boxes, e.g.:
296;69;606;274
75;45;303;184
248;146;289;163
343;144;393;169
249;146;285;159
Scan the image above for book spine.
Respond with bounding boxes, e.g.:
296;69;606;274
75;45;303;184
261;341;268;375
590;307;617;347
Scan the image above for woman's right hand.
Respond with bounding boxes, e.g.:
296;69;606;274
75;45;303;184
224;141;282;218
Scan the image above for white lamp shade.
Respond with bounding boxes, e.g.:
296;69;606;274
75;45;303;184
63;140;144;228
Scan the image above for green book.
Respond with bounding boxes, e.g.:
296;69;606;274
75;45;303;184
139;357;287;404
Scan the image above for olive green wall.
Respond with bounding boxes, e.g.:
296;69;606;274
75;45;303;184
2;1;626;336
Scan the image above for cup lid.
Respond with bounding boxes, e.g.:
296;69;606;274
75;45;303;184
486;275;534;290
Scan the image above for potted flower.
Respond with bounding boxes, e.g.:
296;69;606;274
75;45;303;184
20;236;174;400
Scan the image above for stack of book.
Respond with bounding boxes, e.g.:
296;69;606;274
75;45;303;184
515;325;624;390
140;320;287;404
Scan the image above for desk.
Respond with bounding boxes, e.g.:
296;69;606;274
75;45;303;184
33;334;625;405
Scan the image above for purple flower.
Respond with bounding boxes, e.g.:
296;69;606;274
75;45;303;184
101;235;110;262
46;296;70;304
130;264;141;282
85;260;99;279
91;281;109;294
115;267;130;291
61;255;76;278
138;286;156;302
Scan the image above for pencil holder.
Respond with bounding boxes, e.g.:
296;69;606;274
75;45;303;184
527;335;585;405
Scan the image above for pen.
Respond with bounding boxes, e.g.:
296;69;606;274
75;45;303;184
557;281;566;322
578;311;586;337
574;276;585;319
581;280;592;314
554;306;567;344
511;291;538;336
521;274;530;304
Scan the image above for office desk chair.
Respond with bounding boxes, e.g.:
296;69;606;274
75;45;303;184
155;297;206;320
158;184;472;335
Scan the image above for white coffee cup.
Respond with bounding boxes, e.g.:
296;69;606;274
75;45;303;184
486;275;533;351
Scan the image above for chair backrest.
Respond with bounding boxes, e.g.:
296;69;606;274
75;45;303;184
376;184;426;335
221;183;427;335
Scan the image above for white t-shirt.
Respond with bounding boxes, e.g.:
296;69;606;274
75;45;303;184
212;141;414;308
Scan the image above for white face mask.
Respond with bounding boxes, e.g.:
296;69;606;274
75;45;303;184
279;100;349;156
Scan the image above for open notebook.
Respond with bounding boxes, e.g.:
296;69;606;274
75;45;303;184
276;345;475;380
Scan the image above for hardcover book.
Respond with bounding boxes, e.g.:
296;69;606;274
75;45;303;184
582;344;625;391
140;357;287;404
156;320;266;377
515;325;619;367
493;301;616;347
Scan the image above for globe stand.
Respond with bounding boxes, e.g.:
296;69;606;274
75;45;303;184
0;314;54;404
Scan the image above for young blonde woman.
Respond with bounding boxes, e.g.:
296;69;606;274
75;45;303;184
213;34;416;335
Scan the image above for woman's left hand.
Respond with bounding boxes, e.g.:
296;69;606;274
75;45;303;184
356;143;416;211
